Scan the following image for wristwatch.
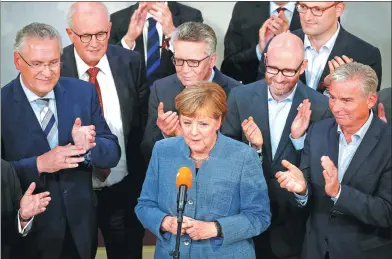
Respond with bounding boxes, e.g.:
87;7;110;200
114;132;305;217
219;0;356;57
214;220;223;237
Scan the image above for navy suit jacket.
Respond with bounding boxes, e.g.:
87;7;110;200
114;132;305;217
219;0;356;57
222;80;332;258
1;76;121;259
297;116;392;259
61;44;149;197
258;26;383;91
140;68;241;162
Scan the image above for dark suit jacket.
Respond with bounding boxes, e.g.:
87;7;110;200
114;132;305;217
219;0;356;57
257;26;383;91
297;116;392;259
221;1;302;85
61;44;149;194
140;68;241;161
1;160;23;259
221;80;332;258
1;76;121;259
374;87;391;125
109;2;203;84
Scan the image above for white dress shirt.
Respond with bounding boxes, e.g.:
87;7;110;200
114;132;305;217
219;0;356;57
74;49;128;188
267;84;304;159
304;22;341;91
121;2;170;63
17;209;34;236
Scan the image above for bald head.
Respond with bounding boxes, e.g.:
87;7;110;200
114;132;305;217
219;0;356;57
267;32;304;62
67;2;110;29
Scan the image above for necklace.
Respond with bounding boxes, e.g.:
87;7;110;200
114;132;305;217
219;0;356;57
190;155;210;163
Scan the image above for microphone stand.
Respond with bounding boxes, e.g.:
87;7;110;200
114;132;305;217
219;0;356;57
170;185;187;259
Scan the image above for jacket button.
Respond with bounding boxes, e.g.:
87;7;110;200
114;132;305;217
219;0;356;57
188;200;194;205
184;239;190;246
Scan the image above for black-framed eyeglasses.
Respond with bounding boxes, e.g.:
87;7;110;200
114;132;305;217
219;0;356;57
296;2;340;17
264;57;303;77
18;53;62;72
70;28;108;43
172;55;210;67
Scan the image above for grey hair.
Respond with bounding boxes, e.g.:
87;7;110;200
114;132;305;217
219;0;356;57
67;2;110;28
330;62;378;96
14;22;63;54
171;22;217;55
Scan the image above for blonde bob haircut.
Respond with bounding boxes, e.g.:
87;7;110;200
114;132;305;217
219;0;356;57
175;81;228;123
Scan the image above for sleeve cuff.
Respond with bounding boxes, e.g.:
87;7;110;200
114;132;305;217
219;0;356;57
121;37;135;50
255;44;262;61
161;131;169;139
17;209;34;237
294;188;308;206
289;133;307;150
331;185;341;203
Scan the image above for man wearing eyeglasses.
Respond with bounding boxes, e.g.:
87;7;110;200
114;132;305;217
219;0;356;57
140;21;241;162
1;22;121;259
258;1;382;93
222;32;332;259
61;2;149;259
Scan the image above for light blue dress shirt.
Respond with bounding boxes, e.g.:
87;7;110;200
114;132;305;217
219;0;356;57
19;76;58;149
296;111;374;205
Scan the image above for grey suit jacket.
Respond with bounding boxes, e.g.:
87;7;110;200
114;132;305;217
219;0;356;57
222;79;332;258
141;68;241;162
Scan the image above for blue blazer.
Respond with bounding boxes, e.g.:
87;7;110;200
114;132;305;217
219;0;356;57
136;133;271;259
1;76;121;259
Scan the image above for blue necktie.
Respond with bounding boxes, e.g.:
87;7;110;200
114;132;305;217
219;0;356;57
146;17;161;86
36;98;57;149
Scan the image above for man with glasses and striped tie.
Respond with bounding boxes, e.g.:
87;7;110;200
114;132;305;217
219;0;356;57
1;22;120;259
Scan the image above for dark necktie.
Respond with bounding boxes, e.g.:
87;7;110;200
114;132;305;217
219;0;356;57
146;17;161;86
87;67;111;182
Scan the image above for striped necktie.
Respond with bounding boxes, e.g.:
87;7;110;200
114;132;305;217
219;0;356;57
146;17;161;86
36;98;57;149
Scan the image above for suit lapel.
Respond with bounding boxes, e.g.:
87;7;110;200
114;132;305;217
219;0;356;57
61;45;79;78
341;116;380;185
317;26;349;91
272;83;307;165
212;68;231;97
13;76;50;149
106;49;133;148
289;9;301;31
254;82;273;166
53;81;71;146
327;120;340;168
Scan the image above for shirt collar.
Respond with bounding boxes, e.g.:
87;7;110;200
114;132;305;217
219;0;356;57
145;1;168;20
74;47;111;77
304;22;341;51
208;68;215;82
19;75;55;103
337;110;374;141
270;1;296;14
268;83;298;102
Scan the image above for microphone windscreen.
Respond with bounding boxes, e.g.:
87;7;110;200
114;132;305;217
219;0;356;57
176;166;193;189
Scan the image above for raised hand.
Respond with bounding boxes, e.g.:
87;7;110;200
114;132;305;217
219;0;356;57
324;55;354;86
124;3;148;48
149;2;176;37
157;102;179;137
321;156;340;197
19;182;51;220
268;10;289;35
258;18;275;53
72;118;96;152
242;116;263;149
291;99;312;139
378;103;387;123
276;160;307;194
